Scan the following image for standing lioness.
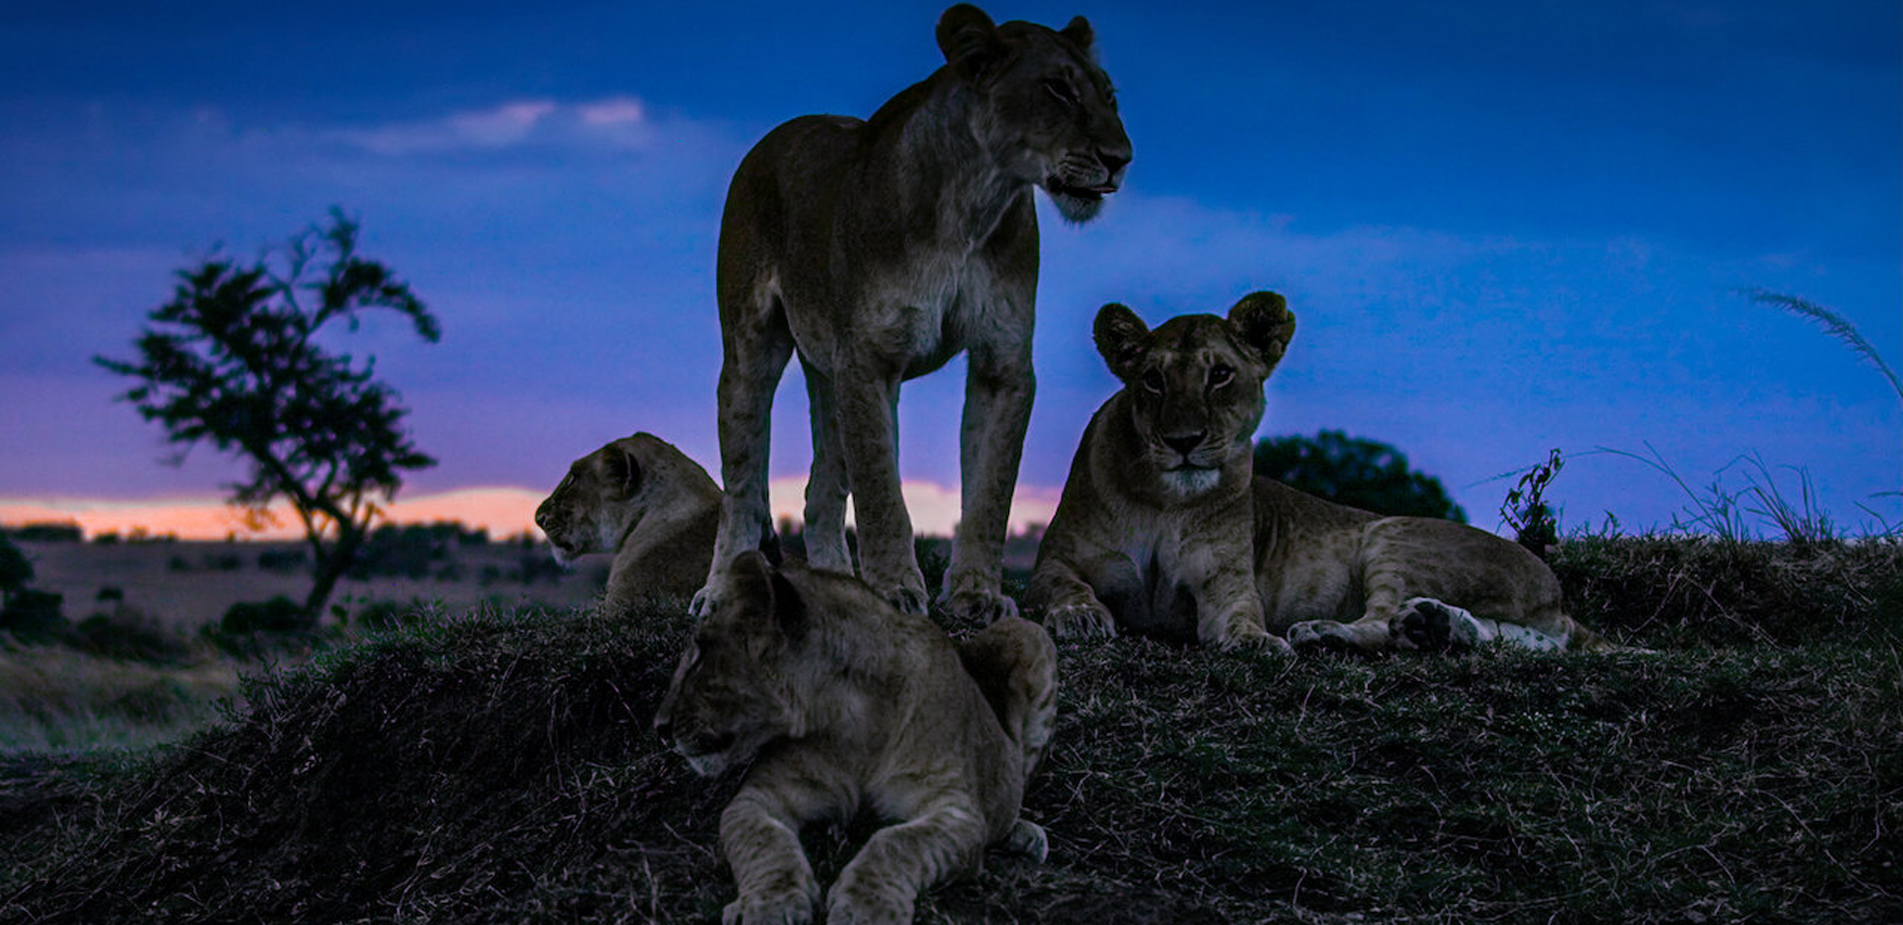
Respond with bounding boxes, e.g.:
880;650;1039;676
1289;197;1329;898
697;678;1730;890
1028;294;1614;655
698;4;1132;623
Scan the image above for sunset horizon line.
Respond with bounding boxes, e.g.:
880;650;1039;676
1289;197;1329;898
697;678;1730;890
0;479;1063;544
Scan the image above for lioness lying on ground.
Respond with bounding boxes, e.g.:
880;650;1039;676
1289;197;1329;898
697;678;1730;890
656;551;1058;925
700;3;1132;624
1027;294;1614;654
533;433;717;608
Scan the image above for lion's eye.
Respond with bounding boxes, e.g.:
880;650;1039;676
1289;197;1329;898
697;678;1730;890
1209;365;1235;388
1140;370;1165;394
1044;78;1078;106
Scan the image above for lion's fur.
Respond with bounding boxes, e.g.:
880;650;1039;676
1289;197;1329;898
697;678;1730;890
1027;295;1614;654
700;3;1132;625
655;551;1058;925
533;433;718;609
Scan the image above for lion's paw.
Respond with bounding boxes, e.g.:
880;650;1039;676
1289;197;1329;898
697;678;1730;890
1223;628;1294;656
723;890;816;925
1003;818;1049;863
825;878;913;925
938;586;1020;625
879;583;929;617
1287;620;1356;653
1043;602;1117;641
1396;597;1482;651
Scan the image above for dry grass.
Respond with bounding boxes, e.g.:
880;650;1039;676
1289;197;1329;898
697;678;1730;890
0;645;239;753
0;537;1899;923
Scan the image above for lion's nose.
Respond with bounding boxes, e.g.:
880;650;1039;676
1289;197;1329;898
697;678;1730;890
653;716;673;741
1163;433;1204;457
1098;149;1130;181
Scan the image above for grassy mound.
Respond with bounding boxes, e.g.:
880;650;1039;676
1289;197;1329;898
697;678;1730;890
3;538;1901;923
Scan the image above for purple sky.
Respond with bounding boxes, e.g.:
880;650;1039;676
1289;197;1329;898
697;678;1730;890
3;0;1898;538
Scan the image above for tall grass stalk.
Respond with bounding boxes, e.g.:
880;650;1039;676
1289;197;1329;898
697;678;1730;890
1594;443;1753;542
1747;289;1903;403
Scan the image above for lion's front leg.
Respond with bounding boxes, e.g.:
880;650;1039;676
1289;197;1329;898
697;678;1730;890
1194;563;1292;655
834;367;927;614
720;786;824;925
1024;553;1119;641
826;801;988;925
939;344;1034;623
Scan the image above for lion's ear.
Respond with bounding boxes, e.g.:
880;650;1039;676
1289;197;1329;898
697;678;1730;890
1093;302;1150;382
1060;15;1096;58
938;4;1005;83
604;443;644;500
1228;291;1296;373
768;568;807;638
725;551;807;638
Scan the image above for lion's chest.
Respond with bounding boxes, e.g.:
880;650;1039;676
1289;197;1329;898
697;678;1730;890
784;238;1016;380
1111;512;1224;637
885;251;1005;378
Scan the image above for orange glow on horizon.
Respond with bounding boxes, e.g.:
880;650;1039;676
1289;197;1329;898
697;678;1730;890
0;480;1060;542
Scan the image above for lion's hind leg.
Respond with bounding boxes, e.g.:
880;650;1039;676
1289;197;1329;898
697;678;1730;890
799;360;852;573
700;290;796;617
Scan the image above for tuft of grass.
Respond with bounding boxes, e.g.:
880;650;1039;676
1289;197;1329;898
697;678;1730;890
1551;533;1903;649
1;552;1898;924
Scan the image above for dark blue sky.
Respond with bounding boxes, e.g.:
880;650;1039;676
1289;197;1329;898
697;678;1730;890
3;0;1898;536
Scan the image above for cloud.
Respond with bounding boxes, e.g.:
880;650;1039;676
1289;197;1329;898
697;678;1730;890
329;97;658;156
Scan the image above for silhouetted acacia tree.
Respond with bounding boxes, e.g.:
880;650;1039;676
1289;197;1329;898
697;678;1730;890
1254;430;1467;522
96;211;441;625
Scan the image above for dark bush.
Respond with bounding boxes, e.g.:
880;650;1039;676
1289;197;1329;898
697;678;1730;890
257;549;309;573
203;552;243;572
220;596;310;635
1;589;72;644
77;607;192;665
0;534;32;600
11;522;83;543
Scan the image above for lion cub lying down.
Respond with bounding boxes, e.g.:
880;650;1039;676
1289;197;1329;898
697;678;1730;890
533;433;718;608
655;551;1057;925
1027;293;1613;654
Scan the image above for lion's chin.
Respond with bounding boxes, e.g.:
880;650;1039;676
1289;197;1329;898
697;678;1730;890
1044;181;1113;223
1160;467;1222;498
547;542;578;568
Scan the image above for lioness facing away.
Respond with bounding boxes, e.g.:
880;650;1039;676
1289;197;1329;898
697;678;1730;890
699;4;1132;624
534;433;717;608
1027;294;1614;654
656;551;1058;925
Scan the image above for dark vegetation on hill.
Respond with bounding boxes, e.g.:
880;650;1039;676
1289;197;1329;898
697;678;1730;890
2;536;1900;924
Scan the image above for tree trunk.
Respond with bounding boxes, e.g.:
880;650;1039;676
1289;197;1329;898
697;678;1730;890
304;525;366;627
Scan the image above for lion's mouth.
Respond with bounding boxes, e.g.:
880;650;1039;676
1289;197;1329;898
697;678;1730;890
1048;181;1116;201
